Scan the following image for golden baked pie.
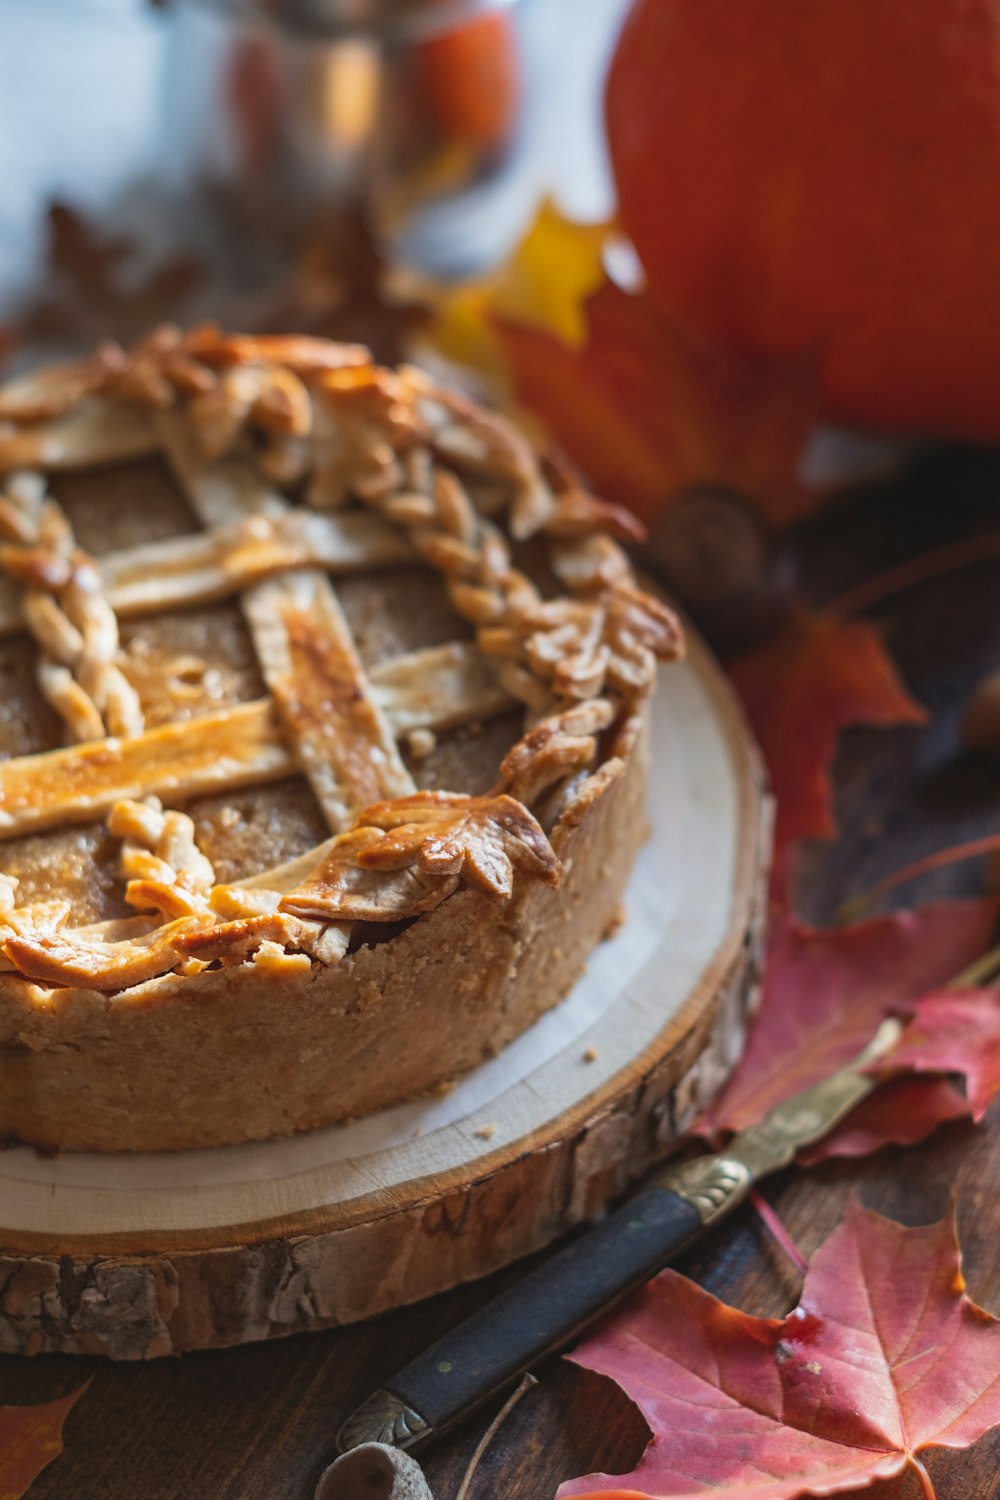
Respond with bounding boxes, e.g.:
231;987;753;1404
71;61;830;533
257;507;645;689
0;328;683;1151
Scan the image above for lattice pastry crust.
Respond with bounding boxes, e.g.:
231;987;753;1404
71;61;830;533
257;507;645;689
0;328;682;1152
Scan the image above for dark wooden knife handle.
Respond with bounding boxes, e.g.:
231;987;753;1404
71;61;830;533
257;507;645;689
342;1183;703;1449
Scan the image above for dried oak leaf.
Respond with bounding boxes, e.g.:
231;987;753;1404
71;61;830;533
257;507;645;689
280;792;558;923
0;1382;90;1499
493;278;820;530
559;1203;1000;1500
21;203;201;348
697;898;999;1143
727;612;926;853
259;202;427;366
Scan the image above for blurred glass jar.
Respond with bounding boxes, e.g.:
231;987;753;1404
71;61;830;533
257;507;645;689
162;0;526;274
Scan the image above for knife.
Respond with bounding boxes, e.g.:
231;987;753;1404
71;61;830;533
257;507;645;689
336;1016;902;1454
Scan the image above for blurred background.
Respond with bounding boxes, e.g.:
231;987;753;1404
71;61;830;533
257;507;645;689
0;0;629;337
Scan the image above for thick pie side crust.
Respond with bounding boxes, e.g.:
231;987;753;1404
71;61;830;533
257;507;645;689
0;329;680;1152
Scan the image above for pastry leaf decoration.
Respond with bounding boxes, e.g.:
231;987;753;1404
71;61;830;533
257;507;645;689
280;792;559;923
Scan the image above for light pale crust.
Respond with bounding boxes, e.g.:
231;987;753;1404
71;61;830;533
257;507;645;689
0;712;648;1152
0;329;680;1155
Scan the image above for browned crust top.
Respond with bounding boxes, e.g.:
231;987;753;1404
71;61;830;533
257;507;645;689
0;325;683;998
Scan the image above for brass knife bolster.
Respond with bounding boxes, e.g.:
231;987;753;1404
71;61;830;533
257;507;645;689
656;1152;753;1225
336;1390;432;1452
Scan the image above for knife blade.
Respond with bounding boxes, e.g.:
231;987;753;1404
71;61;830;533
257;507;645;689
336;1015;902;1454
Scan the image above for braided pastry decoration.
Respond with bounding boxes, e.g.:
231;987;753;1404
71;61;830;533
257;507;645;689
306;367;684;724
0;470;144;742
109;797;216;922
0;329;683;993
0;333;682;729
0;327;370;428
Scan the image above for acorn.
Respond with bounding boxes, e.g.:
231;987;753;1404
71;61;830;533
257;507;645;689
315;1443;433;1500
961;666;1000;754
642;486;799;653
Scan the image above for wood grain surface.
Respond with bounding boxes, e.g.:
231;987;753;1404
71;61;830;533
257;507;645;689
2;446;1000;1498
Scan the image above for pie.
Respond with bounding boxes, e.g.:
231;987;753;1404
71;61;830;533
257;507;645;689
0;328;683;1152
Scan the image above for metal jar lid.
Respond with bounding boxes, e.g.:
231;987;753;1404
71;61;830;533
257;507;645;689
185;0;523;43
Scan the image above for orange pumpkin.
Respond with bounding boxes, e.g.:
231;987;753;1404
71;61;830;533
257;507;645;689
415;11;521;154
606;0;1000;441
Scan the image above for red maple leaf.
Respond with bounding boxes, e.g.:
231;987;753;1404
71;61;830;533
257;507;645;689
798;1074;970;1166
727;612;926;855
559;1204;1000;1499
801;991;1000;1165
493;278;819;530
881;990;1000;1121
0;1383;90;1498
698;899;998;1142
801;990;1000;1164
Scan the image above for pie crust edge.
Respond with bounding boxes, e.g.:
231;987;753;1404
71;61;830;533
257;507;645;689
0;329;677;1153
0;710;648;1152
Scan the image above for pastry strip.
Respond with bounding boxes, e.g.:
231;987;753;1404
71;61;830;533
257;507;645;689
243;571;415;829
0;701;290;836
158;411;418;830
0;643;511;836
0;509;413;635
0;399;159;472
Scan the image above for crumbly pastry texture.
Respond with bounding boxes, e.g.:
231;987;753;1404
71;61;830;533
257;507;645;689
0;327;683;1151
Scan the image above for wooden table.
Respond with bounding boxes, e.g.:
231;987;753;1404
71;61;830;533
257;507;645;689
2;447;999;1498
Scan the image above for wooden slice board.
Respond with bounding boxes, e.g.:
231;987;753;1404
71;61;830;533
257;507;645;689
0;632;770;1359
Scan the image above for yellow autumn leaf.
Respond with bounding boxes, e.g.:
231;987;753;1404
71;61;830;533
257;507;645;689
488;198;612;347
417;197;613;379
0;1383;91;1499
